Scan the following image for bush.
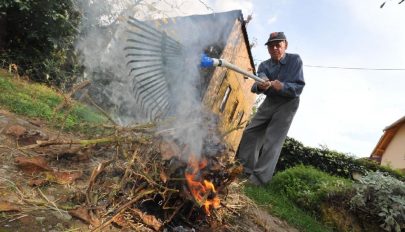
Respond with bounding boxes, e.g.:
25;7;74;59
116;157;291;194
269;165;352;212
0;0;81;89
277;137;404;181
350;171;405;232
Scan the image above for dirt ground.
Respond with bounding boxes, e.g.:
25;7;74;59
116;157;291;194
0;108;298;232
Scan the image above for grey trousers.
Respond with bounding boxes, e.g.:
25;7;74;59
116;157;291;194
236;96;299;184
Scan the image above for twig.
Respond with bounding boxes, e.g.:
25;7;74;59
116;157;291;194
19;135;150;150
0;177;25;199
91;188;155;232
132;172;179;193
8;214;28;222
221;121;247;138
37;188;66;217
220;202;240;216
86;160;114;206
119;149;138;188
84;93;117;125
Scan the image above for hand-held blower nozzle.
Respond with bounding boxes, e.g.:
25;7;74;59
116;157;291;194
200;54;266;84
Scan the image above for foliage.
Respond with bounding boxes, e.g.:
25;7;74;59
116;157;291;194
277;137;405;181
244;184;332;232
350;171;405;232
0;70;106;132
0;0;81;89
269;165;352;212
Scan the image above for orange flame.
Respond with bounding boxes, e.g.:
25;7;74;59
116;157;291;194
185;155;220;215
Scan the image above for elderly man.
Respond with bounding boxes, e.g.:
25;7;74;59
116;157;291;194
236;32;305;186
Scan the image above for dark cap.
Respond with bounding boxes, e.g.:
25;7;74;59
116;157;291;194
264;32;287;45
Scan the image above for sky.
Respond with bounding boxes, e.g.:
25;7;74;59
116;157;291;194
150;0;405;158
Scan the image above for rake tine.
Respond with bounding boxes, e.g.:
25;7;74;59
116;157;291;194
143;92;169;116
124;46;163;53
126;30;162;44
126;53;178;58
133;79;164;100
126;58;162;64
128;16;181;48
129;66;162;77
136;74;164;88
124;47;178;57
133;78;164;100
135;80;167;103
133;71;164;84
133;74;164;95
126;39;179;53
126;28;181;50
146;92;169;115
141;94;168;117
149;104;168;122
135;81;167;103
124;46;178;55
127;63;163;72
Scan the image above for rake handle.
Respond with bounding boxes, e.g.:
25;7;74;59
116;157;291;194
200;54;266;84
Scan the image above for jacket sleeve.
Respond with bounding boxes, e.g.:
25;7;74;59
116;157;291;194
251;62;269;94
279;55;305;98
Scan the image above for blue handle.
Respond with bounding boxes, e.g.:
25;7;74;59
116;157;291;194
200;54;214;68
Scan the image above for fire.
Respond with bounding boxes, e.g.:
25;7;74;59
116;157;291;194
185;155;220;215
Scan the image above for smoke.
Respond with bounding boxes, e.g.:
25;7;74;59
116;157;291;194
75;0;240;158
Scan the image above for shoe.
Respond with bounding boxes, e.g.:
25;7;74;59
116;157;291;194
237;172;251;180
247;174;264;187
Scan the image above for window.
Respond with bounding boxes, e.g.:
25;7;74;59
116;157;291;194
219;86;231;112
229;100;239;122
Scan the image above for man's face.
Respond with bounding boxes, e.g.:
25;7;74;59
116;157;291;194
267;40;287;62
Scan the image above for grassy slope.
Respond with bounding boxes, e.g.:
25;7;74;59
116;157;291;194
0;70;106;132
244;185;332;232
0;69;335;231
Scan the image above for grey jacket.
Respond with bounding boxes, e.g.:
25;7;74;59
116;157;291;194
252;53;305;98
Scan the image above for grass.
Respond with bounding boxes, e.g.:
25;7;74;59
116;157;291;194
0;69;107;133
243;165;354;232
244;184;333;232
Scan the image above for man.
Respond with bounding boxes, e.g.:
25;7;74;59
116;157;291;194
236;32;305;186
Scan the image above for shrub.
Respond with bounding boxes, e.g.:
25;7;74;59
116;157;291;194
350;171;405;232
269;165;352;212
0;0;81;89
277;137;404;181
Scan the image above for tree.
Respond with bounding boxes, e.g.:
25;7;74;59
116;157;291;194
0;0;81;88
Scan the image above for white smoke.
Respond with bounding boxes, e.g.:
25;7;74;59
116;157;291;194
75;0;241;158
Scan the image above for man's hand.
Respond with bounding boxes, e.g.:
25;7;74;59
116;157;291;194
257;80;271;91
271;80;284;91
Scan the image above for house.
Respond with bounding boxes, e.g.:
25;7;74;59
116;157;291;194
199;11;257;151
370;116;405;172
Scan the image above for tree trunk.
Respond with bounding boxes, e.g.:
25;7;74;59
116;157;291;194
0;13;6;51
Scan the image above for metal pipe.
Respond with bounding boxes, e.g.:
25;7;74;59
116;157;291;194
200;54;266;84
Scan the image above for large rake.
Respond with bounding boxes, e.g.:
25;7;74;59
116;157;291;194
124;16;183;121
124;15;262;121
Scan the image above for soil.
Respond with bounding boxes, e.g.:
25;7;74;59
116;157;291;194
0;108;298;232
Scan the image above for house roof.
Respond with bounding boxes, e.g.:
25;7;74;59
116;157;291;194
370;115;405;161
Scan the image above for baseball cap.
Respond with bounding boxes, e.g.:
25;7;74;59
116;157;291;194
264;32;287;45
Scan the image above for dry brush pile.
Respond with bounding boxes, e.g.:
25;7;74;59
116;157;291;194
0;118;268;231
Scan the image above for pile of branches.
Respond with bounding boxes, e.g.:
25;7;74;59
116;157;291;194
20;121;246;231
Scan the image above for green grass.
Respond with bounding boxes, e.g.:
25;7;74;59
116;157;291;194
244;184;332;232
270;165;352;211
243;165;354;232
0;70;107;133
